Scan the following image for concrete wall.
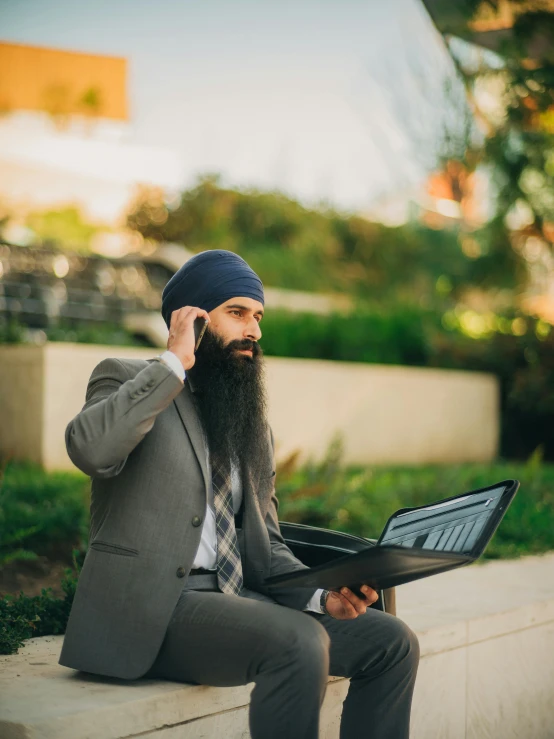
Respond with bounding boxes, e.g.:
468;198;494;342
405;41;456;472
0;343;499;471
266;357;499;465
0;345;45;467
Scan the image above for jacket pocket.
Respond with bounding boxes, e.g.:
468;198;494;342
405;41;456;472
90;541;139;557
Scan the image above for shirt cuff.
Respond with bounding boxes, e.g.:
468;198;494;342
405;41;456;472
303;588;325;614
158;350;186;382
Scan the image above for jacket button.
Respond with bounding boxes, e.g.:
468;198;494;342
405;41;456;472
191;515;203;527
176;566;186;578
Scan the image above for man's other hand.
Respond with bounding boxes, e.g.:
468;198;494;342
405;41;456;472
324;585;379;620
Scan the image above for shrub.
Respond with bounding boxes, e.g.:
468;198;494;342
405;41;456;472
0;318;141;348
261;307;437;366
430;320;554;460
0;461;89;566
0;557;79;655
126;176;470;303
276;440;554;560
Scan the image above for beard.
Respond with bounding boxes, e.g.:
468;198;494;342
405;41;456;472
186;329;269;479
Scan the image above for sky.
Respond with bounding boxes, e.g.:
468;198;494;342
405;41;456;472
0;0;459;211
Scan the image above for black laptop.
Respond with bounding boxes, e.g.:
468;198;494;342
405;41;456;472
265;479;520;594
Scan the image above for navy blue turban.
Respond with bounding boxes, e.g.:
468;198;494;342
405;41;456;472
161;249;265;328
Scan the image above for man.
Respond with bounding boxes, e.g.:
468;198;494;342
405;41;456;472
60;250;419;739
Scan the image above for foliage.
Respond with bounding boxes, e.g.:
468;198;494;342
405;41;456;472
431;314;554;460
44;321;143;347
0;319;26;344
276;439;554;560
0;461;90;566
24;206;100;252
0;557;80;655
445;5;554;294
261;307;437;366
127;176;472;304
0;319;143;348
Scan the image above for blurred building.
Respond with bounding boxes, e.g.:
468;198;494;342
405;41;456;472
0;41;128;121
365;162;490;229
0;42;184;224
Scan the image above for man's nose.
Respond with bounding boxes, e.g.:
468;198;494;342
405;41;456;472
244;318;262;342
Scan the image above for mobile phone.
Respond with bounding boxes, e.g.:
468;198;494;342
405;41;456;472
193;317;208;352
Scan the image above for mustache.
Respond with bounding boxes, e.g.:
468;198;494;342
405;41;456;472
225;338;262;356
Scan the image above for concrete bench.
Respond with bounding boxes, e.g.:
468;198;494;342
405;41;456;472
2;553;554;739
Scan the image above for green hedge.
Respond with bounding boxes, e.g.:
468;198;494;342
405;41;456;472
430;323;554;460
260;307;436;366
0;462;86;655
276;441;554;560
0;462;89;566
0;564;79;655
0;319;140;347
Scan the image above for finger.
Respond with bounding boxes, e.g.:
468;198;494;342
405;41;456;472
340;588;367;614
179;306;211;324
196;308;210;322
170;306;194;327
360;584;379;604
338;594;359;619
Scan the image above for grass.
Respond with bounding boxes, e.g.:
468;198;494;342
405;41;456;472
0;461;89;567
276;443;554;561
1;449;553;570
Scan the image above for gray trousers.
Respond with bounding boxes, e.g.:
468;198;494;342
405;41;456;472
146;575;420;739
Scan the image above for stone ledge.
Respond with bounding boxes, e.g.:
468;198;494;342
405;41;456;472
0;636;347;739
396;551;554;657
1;553;554;739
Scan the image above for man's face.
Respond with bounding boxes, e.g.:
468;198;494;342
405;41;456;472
207;296;264;358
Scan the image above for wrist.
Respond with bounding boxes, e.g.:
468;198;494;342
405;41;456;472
320;589;331;616
159;350;187;380
177;354;195;371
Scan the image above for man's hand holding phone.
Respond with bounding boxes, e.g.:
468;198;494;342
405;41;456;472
167;307;210;371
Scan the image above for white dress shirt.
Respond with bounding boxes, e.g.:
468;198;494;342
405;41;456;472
159;350;324;614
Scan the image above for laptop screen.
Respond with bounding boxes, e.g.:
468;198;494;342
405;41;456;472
377;484;511;556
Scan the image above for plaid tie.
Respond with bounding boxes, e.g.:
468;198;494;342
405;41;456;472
212;458;243;595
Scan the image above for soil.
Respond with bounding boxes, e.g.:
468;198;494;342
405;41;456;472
0;557;72;598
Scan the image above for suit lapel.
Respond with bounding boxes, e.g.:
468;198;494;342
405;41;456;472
173;383;210;494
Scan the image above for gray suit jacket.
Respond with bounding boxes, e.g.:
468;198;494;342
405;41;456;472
59;357;314;679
